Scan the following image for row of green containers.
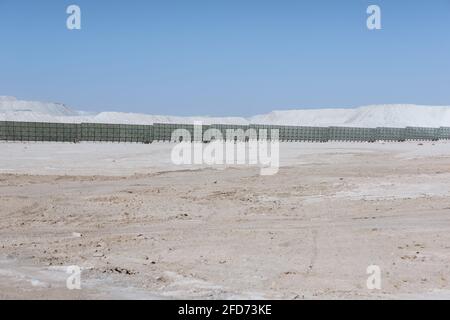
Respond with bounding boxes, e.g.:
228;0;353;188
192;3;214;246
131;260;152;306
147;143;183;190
1;121;450;143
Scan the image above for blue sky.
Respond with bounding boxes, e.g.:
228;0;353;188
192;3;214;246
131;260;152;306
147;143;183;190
1;0;449;116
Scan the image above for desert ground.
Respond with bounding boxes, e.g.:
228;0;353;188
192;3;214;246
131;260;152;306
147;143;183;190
1;141;450;299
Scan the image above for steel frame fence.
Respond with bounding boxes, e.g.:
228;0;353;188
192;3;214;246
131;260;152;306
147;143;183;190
0;121;448;143
80;123;153;143
404;127;440;141
439;127;450;140
375;127;406;142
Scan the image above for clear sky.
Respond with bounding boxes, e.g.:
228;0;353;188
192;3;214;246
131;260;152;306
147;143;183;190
1;0;449;116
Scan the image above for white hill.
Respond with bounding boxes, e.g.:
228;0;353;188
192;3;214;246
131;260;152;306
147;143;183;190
249;108;353;127
0;96;78;117
90;112;249;125
342;104;450;128
1;96;450;128
250;104;450;128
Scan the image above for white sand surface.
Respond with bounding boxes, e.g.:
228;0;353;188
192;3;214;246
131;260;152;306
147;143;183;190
1;141;450;299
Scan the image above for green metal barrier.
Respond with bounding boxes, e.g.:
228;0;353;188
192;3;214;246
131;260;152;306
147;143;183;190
0;121;448;143
439;127;450;140
79;123;153;143
405;127;439;141
375;127;406;142
0;121;5;140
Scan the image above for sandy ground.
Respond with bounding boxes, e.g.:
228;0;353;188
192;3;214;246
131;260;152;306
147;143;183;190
1;141;450;299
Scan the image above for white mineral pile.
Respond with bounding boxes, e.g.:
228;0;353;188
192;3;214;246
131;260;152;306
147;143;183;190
1;96;450;128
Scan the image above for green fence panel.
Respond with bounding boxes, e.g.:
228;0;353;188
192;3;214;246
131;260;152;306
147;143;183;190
328;126;354;141
0;121;6;140
375;127;406;141
153;123;173;141
439;127;450;140
405;127;439;141
277;125;298;141
208;124;252;141
251;124;279;141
